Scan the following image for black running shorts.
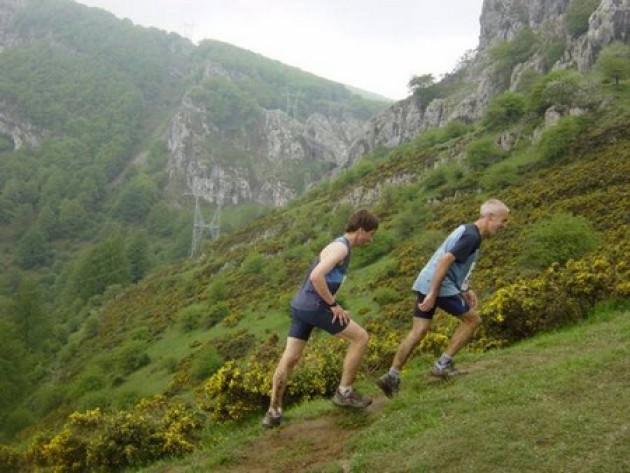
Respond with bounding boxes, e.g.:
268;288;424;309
413;291;470;319
288;306;347;340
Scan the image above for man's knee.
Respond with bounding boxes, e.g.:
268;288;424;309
411;326;429;342
355;326;369;346
461;310;482;327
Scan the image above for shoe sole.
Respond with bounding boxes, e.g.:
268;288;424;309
262;416;283;428
332;398;373;409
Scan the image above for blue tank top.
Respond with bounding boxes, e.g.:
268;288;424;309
290;236;351;310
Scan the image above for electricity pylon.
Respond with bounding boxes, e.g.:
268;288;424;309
185;176;221;258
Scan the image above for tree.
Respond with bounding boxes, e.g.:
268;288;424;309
408;74;440;105
0;317;29;411
482;92;526;130
57;198;89;240
9;278;51;351
71;237;131;301
597;41;630;85
113;174;158;224
126;231;151;283
17;227;53;269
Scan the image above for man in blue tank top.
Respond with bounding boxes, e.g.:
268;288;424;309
377;199;510;398
263;209;380;428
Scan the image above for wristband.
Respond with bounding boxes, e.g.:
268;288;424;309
326;300;338;307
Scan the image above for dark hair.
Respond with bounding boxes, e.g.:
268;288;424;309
345;209;379;232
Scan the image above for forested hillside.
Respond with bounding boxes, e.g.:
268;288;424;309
1;0;630;471
0;0;387;450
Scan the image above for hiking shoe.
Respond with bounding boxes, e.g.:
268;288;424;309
431;361;468;378
262;411;283;428
332;389;372;408
376;373;400;398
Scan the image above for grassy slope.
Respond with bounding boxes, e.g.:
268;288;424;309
138;304;630;472
50;86;630;419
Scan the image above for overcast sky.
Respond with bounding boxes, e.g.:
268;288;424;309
76;0;485;100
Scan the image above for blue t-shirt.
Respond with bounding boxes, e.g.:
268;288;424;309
412;224;481;296
291;236;351;310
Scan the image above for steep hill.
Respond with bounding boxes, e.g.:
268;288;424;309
141;305;630;472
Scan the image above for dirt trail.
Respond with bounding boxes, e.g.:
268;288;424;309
213;397;388;473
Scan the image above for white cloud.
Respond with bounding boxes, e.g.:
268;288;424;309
77;0;484;100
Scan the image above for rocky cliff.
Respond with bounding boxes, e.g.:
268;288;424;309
165;61;367;207
351;0;629;163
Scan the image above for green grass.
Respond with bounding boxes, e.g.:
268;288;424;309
134;306;630;472
348;308;630;472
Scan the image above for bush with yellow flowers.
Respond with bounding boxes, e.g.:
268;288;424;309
198;335;348;421
483;246;630;343
30;396;203;472
0;445;24;472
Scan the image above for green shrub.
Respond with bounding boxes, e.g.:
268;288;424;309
115;342;151;375
422;166;449;190
373;287;403;305
206;277;228;302
71;367;107;398
489;27;538;87
529;70;600;115
2;407;34;438
77;390;112;411
480;163;520;191
241;253;265;274
443;120;472;140
466;137;506;171
190;347;224;382
391;201;432;238
160;356;179;373
204;301;230;328
351;229;395;268
542;37;566;70
538;116;588;164
519;213;601;268
214;330;257;360
177;303;206;332
566;0;600;38
596;41;630;85
515;68;543;94
482;92;526;130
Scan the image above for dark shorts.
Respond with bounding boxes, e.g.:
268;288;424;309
288;306;347;341
413;291;470;320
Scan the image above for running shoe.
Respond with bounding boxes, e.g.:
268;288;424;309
332;389;372;408
261;410;283;428
431;361;468;378
376;373;400;398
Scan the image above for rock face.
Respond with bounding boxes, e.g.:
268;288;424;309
0;0;21;48
0;107;41;150
166;85;365;207
349;0;629;165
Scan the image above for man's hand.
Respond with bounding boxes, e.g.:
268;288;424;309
418;291;437;312
463;289;478;309
330;304;350;326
